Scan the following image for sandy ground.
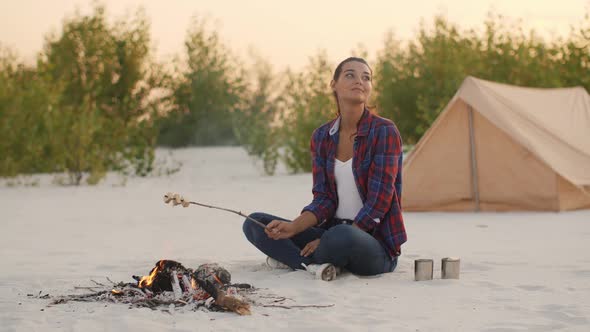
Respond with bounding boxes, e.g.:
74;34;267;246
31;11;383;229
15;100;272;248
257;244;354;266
1;147;589;332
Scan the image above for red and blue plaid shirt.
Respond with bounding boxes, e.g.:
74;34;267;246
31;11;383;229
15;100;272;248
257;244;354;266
302;109;407;258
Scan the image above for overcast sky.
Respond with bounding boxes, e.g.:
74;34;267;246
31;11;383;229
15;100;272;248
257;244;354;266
1;0;588;70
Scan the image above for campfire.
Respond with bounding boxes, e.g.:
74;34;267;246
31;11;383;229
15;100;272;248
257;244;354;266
43;194;336;314
50;260;252;315
133;260;249;314
45;259;335;314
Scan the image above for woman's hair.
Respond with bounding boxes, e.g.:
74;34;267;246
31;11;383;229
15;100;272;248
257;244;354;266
332;57;373;117
333;57;372;82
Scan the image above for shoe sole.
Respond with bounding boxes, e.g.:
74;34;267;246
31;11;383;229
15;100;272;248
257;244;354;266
319;264;337;281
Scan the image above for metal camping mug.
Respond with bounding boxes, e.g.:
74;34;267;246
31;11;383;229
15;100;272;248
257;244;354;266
414;259;434;281
441;257;461;279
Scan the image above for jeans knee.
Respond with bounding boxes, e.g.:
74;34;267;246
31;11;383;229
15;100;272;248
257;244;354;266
243;213;257;237
242;219;250;239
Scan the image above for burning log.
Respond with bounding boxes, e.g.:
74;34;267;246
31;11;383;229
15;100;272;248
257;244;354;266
193;263;231;286
195;279;251;316
134;260;188;293
182;275;194;295
171;271;183;300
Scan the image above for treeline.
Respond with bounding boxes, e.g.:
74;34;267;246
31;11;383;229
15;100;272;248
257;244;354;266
0;6;162;184
1;5;588;183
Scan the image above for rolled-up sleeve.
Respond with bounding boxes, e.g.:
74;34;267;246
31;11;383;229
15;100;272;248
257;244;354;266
354;124;402;231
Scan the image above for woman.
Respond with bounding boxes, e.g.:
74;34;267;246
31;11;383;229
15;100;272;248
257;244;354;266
242;57;406;280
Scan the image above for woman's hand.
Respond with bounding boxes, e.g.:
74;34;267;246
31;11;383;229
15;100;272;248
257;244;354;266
265;220;298;240
300;239;320;257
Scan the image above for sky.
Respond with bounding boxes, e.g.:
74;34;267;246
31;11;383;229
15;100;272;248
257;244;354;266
1;0;589;70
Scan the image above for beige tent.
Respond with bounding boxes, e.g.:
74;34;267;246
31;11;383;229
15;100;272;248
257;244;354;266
402;76;590;212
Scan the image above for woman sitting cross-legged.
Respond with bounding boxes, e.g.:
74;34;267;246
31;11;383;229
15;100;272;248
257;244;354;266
242;57;407;281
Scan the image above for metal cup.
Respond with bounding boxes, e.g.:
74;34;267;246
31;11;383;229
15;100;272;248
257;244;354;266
414;259;434;281
441;257;460;279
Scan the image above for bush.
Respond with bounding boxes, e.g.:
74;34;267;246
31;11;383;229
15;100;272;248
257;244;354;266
0;4;165;184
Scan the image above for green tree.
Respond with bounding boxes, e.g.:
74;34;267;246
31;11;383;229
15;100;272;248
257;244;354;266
233;52;281;175
37;4;164;184
157;17;244;147
0;47;54;176
375;18;483;144
279;52;336;173
374;12;590;145
557;11;590;91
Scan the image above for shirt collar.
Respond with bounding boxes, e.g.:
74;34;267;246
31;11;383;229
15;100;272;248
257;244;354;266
329;108;371;137
328;117;341;136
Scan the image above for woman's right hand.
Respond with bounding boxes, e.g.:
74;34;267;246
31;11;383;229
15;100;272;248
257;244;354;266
265;220;298;240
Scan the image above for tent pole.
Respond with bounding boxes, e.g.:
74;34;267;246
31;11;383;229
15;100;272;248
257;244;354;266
468;105;480;212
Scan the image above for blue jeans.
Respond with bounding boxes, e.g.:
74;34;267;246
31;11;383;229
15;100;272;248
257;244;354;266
242;212;397;276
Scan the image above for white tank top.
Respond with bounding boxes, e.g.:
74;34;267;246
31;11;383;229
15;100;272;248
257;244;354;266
334;159;364;220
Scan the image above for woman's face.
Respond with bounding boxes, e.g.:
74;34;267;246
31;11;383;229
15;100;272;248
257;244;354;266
331;61;372;105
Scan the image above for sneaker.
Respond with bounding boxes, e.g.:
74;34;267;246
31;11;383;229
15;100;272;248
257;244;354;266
301;263;339;281
266;256;290;270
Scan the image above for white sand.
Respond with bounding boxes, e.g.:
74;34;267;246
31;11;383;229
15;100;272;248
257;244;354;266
1;147;589;332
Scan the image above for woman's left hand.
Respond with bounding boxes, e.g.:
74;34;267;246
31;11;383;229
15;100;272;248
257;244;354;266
300;239;321;257
265;220;298;240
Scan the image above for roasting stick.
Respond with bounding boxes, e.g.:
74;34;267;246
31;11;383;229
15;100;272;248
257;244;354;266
163;192;268;229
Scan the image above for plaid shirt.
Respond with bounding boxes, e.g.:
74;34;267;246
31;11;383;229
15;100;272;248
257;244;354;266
302;109;407;258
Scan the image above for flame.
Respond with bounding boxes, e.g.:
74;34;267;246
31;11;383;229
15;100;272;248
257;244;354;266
138;260;167;288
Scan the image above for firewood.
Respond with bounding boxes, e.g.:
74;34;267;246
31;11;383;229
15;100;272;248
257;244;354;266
216;293;252;316
46;262;334;315
170;271;183;300
47;277;332;316
195;279;251;316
